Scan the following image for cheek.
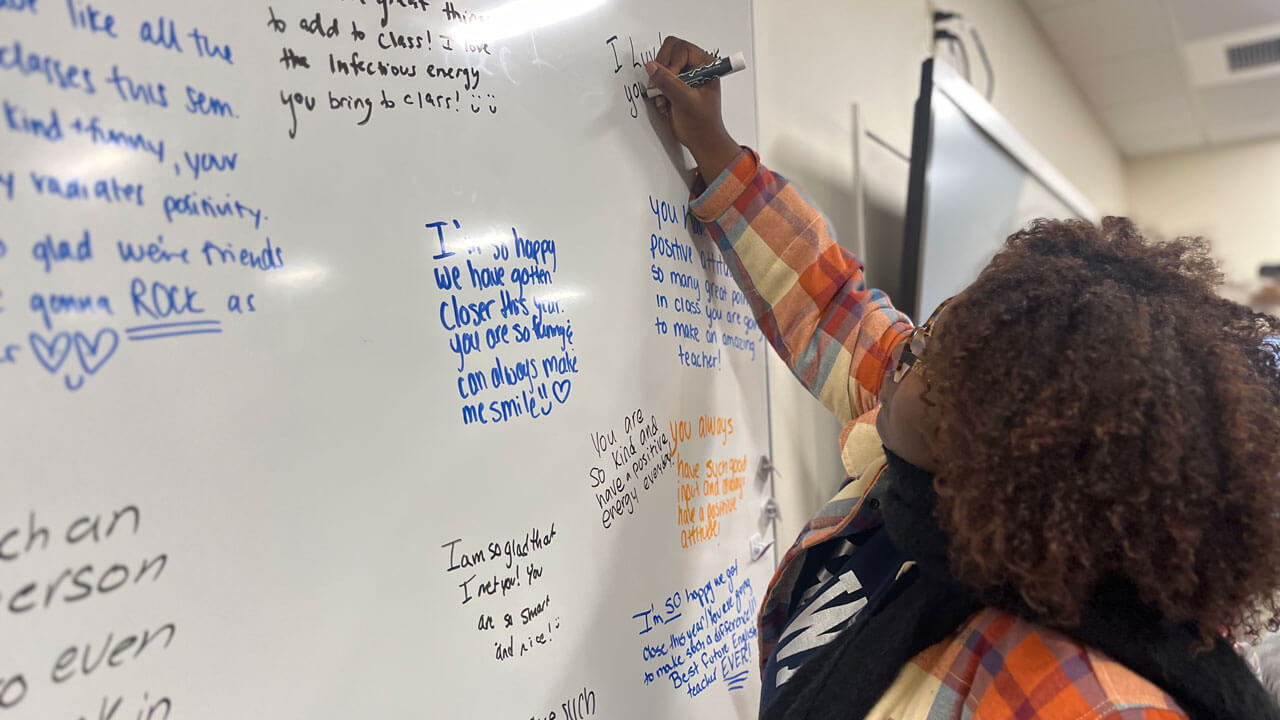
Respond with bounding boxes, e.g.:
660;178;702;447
880;376;930;448
875;411;903;457
880;343;905;405
876;380;896;434
875;339;908;442
878;373;898;407
893;374;929;427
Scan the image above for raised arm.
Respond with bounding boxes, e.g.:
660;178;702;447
646;38;912;423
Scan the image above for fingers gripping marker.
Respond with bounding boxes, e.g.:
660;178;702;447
643;50;747;99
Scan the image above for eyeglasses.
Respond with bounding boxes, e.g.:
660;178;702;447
892;297;953;384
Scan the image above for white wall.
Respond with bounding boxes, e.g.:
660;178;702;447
939;0;1128;216
750;0;1128;546
1127;138;1280;306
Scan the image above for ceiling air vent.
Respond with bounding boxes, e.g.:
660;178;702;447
1226;36;1280;72
1185;23;1280;86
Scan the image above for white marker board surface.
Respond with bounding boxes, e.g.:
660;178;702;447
0;1;774;717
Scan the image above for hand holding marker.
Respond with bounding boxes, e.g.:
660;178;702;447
643;51;747;98
645;37;747;183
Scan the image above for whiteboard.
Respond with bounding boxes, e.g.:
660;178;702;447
0;1;774;718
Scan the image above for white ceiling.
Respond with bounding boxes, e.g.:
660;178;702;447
1024;0;1280;157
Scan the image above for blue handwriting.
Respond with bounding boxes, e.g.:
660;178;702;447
163;192;262;228
29;327;120;390
632;560;758;697
186;27;232;64
66;0;117;37
459;379;571;426
512;227;556;271
649;195;704;234
30;291;112;330
201;237;283;270
29;170;144;206
29;330;71;372
699;248;732;280
184;85;236;118
129;278;203;319
3;99;61;142
432;218;577;428
0;40;95;94
73;327;117;374
2;104;166;164
32;229;92;273
651;233;694;264
182;150;236;180
126;319;221;341
104;65;166;107
70;114;165;163
139;16;181;53
0;0;39;15
117;235;189;264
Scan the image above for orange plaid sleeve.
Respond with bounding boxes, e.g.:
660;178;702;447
691;148;913;423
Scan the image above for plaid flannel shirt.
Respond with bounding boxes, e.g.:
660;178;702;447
689;148;1188;719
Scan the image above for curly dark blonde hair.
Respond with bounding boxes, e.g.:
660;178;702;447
925;217;1280;645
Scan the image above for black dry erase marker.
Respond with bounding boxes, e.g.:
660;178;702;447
645;51;746;98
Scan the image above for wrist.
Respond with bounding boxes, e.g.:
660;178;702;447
689;131;740;182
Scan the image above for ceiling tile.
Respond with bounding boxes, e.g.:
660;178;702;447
1103;94;1200;133
1034;0;1176;61
1164;0;1280;42
1197;75;1280;126
1073;49;1187;106
1023;0;1280;154
1206;115;1280;145
1181;21;1280;86
1110;123;1206;157
1024;0;1084;14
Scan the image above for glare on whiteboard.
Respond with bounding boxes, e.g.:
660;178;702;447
449;231;508;256
453;0;607;45
264;263;329;289
529;287;584;305
56;148;133;177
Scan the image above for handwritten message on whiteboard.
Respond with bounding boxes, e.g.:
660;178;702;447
1;0;772;717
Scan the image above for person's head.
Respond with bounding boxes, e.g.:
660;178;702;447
882;216;1280;644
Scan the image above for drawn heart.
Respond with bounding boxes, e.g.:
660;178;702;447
73;328;119;375
29;331;71;374
551;379;572;404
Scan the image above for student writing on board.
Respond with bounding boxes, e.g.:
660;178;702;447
646;37;1280;720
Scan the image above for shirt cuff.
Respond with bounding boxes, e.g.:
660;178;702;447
689;147;759;223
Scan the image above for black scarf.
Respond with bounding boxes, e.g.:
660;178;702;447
763;450;1280;720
